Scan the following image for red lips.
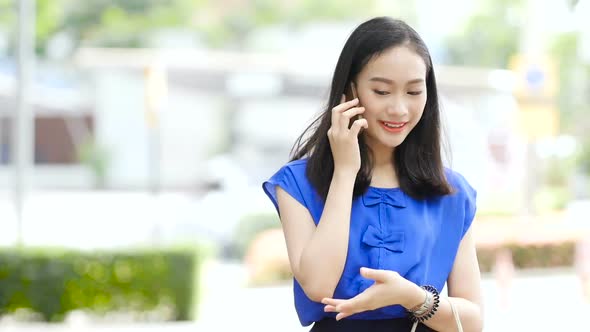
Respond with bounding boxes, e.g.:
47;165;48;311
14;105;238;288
379;121;407;133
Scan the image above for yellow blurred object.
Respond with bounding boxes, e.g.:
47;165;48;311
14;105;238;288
509;54;559;141
244;228;292;286
509;54;558;100
145;109;158;129
517;103;559;140
144;61;168;129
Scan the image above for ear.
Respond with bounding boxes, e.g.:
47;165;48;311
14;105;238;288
350;81;363;112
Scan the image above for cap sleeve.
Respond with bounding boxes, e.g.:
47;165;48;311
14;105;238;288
457;173;477;238
262;162;309;216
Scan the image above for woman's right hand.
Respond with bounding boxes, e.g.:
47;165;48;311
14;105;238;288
327;95;368;175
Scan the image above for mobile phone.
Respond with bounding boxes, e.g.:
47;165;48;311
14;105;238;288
345;81;363;129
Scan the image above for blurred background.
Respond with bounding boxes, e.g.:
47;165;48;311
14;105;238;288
0;0;589;331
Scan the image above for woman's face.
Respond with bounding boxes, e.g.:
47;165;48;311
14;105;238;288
354;46;428;152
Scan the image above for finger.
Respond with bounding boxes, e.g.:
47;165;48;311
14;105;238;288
323;305;337;312
340;107;365;130
335;286;375;313
360;267;391;282
350;118;368;136
332;97;359;113
341;106;365;119
336;298;362;313
331;99;358;130
322;298;346;306
360;267;384;281
330;107;341;133
340;106;365;126
336;311;355;321
341;94;345;104
329;118;339;137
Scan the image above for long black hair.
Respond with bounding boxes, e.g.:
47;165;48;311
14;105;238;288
291;17;452;201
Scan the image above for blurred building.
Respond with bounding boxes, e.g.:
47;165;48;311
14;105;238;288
0;65;95;188
0;20;533;248
71;46;525;215
0;45;526;207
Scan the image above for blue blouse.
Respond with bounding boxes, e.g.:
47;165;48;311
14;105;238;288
262;158;476;327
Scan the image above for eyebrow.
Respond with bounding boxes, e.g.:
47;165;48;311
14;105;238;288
368;77;424;85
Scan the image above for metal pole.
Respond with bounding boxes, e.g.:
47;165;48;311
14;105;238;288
520;0;543;217
14;0;35;247
144;62;167;195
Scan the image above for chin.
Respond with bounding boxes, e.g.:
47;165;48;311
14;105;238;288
382;135;408;148
373;138;406;150
364;131;408;151
386;141;404;149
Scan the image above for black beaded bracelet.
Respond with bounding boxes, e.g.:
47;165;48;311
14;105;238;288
408;285;440;323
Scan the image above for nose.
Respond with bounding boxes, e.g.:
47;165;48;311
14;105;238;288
385;96;408;117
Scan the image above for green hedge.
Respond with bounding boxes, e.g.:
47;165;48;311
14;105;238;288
0;248;199;322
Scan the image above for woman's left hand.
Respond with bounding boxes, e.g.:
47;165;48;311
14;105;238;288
321;267;420;320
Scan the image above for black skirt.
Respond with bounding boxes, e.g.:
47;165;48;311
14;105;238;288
310;317;435;332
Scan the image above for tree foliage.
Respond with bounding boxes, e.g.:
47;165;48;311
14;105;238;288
0;0;384;55
443;0;525;68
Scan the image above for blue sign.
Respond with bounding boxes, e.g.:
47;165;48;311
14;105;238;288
525;65;545;91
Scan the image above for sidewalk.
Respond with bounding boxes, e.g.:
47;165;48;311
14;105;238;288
4;261;584;332
197;261;590;332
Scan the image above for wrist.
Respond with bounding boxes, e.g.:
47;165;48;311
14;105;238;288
401;282;424;310
332;168;358;183
407;285;440;323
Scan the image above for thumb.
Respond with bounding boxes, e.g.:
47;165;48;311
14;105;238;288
350;117;368;137
360;267;389;282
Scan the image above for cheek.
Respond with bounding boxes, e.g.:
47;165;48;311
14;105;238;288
360;98;382;118
409;98;427;121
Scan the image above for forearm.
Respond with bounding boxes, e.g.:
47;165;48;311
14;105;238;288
402;284;483;332
298;171;356;300
422;296;482;332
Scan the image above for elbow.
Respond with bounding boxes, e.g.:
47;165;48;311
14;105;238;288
462;317;483;332
304;287;334;303
299;279;335;303
471;320;484;332
294;263;337;303
475;315;484;332
467;320;483;332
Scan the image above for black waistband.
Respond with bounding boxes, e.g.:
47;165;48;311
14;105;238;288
310;317;435;332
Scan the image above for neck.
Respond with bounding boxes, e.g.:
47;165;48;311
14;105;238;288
369;141;395;168
367;142;398;188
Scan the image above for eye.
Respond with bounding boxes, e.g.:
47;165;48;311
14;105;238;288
408;91;423;96
373;90;389;96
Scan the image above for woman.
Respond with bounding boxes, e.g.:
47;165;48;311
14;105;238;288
262;16;483;332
